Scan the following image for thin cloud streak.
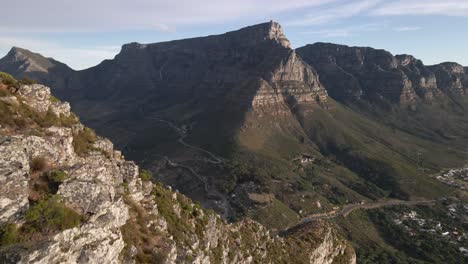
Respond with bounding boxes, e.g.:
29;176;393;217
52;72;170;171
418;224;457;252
372;0;468;16
1;0;337;33
303;23;382;38
286;0;382;26
393;26;421;32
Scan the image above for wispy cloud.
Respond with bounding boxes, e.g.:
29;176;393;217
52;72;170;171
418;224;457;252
302;23;382;38
393;26;421;32
0;0;337;33
286;0;382;26
372;0;468;16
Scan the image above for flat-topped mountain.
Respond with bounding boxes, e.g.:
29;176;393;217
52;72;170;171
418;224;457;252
74;21;326;116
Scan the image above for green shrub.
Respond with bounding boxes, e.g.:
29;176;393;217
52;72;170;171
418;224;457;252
0;93;78;129
45;170;69;194
0;223;19;246
37;108;78;128
18;77;37;85
72;128;97;156
0;72;18;88
49;95;59;103
139;169;152;182
24;195;81;233
46;170;68;183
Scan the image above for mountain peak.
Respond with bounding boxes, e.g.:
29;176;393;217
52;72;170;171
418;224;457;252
2;46;55;73
233;21;291;48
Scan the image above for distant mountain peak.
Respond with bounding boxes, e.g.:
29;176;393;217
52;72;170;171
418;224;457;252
2;46;55;73
231;21;291;48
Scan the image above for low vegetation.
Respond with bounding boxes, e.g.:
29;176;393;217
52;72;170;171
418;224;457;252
0;72;37;89
0;196;81;247
0;72;18;88
139;169;152;182
72;127;97;156
0;223;19;247
0;100;78;130
23;195;82;234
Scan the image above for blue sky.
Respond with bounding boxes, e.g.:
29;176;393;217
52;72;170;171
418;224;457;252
2;0;468;70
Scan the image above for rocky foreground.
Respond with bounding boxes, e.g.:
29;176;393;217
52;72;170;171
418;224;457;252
0;76;355;263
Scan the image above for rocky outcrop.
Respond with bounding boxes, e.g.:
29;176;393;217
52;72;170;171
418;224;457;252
121;183;356;264
308;227;353;264
0;136;30;224
297;43;467;104
429;62;468;96
0;84;144;263
0;81;355;263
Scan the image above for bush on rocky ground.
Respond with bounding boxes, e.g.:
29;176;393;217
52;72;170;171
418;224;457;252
72;127;97;156
23;195;82;234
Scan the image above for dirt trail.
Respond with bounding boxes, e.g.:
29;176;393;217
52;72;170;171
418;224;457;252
145;116;225;164
145;116;230;219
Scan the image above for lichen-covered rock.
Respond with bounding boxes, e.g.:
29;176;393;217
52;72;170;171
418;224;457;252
50;101;71;117
16;84;52;113
0;137;30;223
0;84;141;263
121;182;356;264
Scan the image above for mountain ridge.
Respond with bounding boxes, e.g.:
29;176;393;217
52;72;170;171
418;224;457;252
1;21;468;263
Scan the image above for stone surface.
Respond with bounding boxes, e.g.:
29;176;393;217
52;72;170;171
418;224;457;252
0;84;138;263
0;137;30;223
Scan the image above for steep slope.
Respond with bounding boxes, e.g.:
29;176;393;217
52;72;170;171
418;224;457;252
297;42;468;143
296;43;468;104
0;76;356;263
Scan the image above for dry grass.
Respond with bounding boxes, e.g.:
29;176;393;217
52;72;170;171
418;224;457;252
30;156;50;174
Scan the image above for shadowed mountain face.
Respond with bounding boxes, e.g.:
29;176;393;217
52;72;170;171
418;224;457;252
296;43;468;104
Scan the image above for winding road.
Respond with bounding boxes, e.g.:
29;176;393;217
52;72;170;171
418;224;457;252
284;198;435;232
145;116;230;218
145;116;225;164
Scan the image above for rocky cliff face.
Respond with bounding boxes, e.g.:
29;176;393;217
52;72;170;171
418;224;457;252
0;78;355;263
0;22;327;119
428;62;468;96
296;43;467;104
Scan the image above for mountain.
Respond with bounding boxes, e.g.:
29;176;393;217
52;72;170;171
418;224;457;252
296;42;468;103
0;76;355;263
1;22;468;263
0;47;75;98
